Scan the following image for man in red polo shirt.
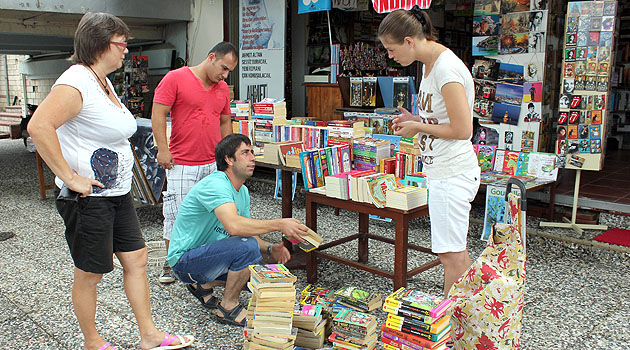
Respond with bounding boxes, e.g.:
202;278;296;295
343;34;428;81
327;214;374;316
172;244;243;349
152;41;238;283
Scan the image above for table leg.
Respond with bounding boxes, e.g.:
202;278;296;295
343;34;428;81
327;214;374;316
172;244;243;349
36;152;47;200
548;181;556;221
394;214;409;290
281;170;293;251
306;197;318;284
358;212;369;263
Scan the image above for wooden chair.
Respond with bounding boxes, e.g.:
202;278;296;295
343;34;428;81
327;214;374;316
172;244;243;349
36;152;55;199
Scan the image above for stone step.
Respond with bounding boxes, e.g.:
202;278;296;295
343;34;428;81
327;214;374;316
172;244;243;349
0;111;22;119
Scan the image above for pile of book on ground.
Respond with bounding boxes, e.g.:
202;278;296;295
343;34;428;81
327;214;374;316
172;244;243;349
381;287;453;350
244;264;298;350
295;285;336;348
330;308;378;350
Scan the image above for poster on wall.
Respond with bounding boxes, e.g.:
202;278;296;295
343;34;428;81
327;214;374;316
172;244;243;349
239;0;285;102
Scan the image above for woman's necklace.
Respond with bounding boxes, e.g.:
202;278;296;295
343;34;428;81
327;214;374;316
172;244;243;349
87;65;110;95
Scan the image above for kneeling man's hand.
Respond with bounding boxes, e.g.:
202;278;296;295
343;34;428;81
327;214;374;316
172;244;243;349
280;218;309;243
270;243;291;264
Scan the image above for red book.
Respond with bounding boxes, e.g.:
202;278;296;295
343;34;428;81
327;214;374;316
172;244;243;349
380;324;447;349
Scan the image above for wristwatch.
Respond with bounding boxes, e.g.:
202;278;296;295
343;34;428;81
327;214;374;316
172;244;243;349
266;243;273;258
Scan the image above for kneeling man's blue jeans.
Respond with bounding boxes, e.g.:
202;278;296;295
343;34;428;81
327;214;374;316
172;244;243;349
172;236;262;284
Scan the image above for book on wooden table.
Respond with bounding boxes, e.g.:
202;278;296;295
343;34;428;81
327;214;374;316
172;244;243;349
386;186;427;210
366;173;399;208
348;170;375;202
477;144;496;171
502;150;519;175
277;142;305;166
493;149;505;172
385;287;453;319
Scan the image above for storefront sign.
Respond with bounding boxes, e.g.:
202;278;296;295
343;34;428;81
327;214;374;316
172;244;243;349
239;0;285;102
298;0;332;14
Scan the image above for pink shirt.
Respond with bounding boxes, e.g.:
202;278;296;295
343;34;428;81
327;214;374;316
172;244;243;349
153;67;231;165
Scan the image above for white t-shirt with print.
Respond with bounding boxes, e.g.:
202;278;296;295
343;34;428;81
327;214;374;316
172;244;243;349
415;49;479;180
53;65;137;197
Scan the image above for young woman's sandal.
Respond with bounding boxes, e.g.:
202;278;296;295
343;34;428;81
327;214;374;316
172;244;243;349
186;284;219;309
146;333;194;350
215;303;247;327
98;343;117;350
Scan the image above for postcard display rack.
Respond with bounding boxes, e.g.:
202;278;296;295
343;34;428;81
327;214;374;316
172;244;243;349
540;0;617;234
471;0;550;153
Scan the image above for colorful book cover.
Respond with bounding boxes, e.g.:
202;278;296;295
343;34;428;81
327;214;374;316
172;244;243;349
481;184;521;241
339;145;352;172
313;151;324;188
335;286;383;307
386;287;452;319
477;145;496;171
333;309;376;328
515;152;529;176
502;150;519;175
299;151;314;191
493;149;505;172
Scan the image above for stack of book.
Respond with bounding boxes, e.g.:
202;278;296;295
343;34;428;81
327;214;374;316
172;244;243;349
327;120;365;148
334;286;384;313
352;138;391;172
329;309;378;350
244;264;298;350
398;136;420;155
230;100;250;120
299;285;337;311
386;186;428;210
325;170;363;200
292;304;328;349
252;98;287;119
381;287;453;350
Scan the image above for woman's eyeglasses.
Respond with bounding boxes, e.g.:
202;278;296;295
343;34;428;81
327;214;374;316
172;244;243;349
110;41;127;50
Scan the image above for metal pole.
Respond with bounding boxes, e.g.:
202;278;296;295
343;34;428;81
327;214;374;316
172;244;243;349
3;55;10;106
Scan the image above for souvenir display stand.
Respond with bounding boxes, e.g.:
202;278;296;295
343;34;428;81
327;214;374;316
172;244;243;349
540;0;617;234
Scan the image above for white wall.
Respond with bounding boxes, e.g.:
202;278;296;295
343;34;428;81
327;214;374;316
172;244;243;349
187;0;225;66
1;55;56;108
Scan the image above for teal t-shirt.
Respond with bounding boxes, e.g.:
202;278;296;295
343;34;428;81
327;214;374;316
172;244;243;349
167;171;250;267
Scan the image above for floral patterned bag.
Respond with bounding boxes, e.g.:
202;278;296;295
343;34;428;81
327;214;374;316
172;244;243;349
448;186;526;350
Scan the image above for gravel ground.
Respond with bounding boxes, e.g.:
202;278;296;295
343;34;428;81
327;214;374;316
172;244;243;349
0;138;629;349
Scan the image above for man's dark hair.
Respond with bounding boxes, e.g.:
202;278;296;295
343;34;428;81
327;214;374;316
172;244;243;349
71;12;130;66
528;102;535;109
209;41;238;60
216;134;252;171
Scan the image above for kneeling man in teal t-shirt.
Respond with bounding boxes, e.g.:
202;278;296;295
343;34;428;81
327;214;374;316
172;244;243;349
168;134;310;326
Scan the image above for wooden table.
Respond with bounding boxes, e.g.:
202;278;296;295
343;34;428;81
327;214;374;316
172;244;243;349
304;191;441;290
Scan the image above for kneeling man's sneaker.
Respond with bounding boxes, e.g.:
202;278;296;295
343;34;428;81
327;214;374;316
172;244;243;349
159;264;176;284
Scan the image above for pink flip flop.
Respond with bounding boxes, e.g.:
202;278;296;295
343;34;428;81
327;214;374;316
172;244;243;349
147;333;194;350
98;343;117;350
